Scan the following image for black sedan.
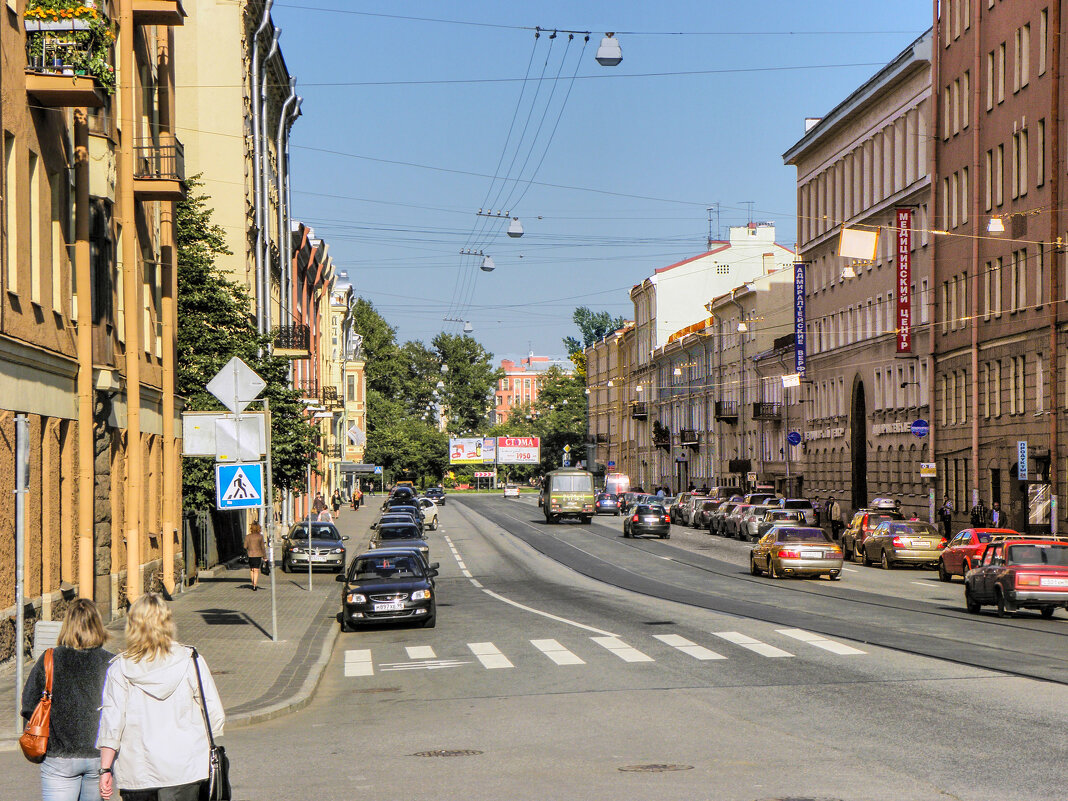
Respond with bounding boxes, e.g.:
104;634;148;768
369;522;431;562
623;503;671;539
337;549;439;630
425;487;446;505
595;493;621;515
281;522;349;573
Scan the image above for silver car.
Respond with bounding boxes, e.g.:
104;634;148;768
282;522;349;573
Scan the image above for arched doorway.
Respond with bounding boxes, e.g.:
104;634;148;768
851;380;868;511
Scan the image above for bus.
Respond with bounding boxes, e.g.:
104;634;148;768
541;468;596;525
604;472;630;497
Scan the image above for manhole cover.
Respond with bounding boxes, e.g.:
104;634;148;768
618;763;694;773
411;749;483;758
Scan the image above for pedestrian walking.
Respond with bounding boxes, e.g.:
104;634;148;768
970;497;988;527
939;495;954;539
317;509;333;523
331;489;342;516
21;598;113;801
96;593;225;801
312;492;327;514
991;500;1003;527
656;487;666;498
244;517;265;591
829;497;843;540
813;496;822;528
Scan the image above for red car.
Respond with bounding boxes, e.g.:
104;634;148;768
938;528;1018;581
964;539;1068;618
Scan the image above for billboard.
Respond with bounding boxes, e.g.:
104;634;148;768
449;437;496;464
794;263;806;376
496;436;540;465
895;207;913;353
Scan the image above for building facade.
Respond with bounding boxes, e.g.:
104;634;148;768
493;354;575;424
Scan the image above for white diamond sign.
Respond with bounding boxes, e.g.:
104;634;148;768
206;357;266;414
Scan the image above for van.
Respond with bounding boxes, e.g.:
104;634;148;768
541;468;596;524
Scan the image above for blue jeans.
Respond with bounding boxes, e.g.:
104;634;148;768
40;756;101;801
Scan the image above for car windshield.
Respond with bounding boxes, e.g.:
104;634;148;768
1006;544;1068;566
352;556;422;580
783;500;813;509
378;526;420;540
551;474;594;492
776;528;833;543
635;504;665;514
288;524;340;540
866;513;901;527
767;511;799;520
719;503;737;514
888;522;941;537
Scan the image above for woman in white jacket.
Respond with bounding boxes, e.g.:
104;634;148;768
96;593;225;801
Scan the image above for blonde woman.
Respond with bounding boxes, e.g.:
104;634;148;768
21;598;113;801
96;594;224;801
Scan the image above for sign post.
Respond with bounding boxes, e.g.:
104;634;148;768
14;415;28;736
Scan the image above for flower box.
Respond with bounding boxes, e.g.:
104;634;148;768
25;19;91;31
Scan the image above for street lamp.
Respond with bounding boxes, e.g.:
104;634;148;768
987;216;1005;234
595;33;622;66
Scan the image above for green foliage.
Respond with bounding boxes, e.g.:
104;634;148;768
176;176;318;509
432;332;501;435
563;306;627;356
24;1;116;93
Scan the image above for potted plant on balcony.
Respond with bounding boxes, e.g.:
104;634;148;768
24;0;115;94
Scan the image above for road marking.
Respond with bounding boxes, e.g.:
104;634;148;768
712;631;794;658
591;636;654;662
343;649;373;677
456;560;467;570
380;659;469;672
653;634;726;660
775;628;866;655
469;578;484;588
910;581;938;588
468;642;514;669
406;645;435;659
531;638;585;665
843;567;858;573
461;568;473;578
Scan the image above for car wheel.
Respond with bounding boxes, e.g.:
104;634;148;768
662;533;670;539
937;559;951;582
340;616;353;633
881;551;892;570
768;558;780;579
281;559;289;574
750;556;762;576
422;615;436;628
828;571;840;581
861;545;872;566
430;518;438;530
995;587;1013;618
623;526;630;538
1040;606;1056;619
964;583;981;614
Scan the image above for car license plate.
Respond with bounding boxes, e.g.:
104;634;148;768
373;602;404;612
312;554;330;561
1040;577;1068;587
911;540;929;548
801;550;823;559
644;516;661;523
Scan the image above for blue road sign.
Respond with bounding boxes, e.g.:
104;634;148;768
607;460;616;468
215;462;264;510
373;466;383;475
787;431;802;447
911;419;930;438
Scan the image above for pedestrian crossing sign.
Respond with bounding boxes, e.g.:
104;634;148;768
215;462;264;510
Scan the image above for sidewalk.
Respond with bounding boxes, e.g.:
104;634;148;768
1;501;373;750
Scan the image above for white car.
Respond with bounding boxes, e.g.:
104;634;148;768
415;497;440;530
503;484;520;498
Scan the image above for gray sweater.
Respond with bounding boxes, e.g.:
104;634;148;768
22;646;113;758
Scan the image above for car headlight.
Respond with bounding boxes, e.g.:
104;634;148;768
289;546;304;553
411;589;431;601
346;593;366;604
331;548;344;554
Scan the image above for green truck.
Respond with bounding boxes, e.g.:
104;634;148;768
540;468;596;524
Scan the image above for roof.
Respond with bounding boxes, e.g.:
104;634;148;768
653;241;795;276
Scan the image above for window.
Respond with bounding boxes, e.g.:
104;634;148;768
1040;9;1048;76
1037;119;1046;187
961;167;969;224
983;261;992;320
997;42;1006;103
959;369;967;424
948;372;957;424
921;278;930;324
1036;245;1045;308
981;363;990;418
50;171;63;314
949;276;959;330
1012;130;1028;198
986;51;994;110
1037;354;1045;412
3;132;15;294
942;176;950;227
1014;28;1022;93
941;281;950;333
962;70;970;128
1021;24;1031;88
993;258;1003;316
952;80;961;134
995;144;1004;206
1014;356;1026;413
950;172;959;228
29;151;40;305
994;360;1002;417
1012;249;1027;312
943;87;951;140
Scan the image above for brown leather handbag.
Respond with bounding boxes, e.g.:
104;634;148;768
19;648;53;762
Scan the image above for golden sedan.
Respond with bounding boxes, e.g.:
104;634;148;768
750;525;844;580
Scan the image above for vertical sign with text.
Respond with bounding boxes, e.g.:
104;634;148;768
896;207;913;353
794;262;806;376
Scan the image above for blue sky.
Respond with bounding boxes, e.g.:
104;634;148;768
270;1;932;361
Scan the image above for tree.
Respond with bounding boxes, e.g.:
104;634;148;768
432;332;501;435
176;176;318;509
562;306;627;356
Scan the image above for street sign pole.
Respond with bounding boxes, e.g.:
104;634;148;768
14;415;28;736
264;398;277;642
307;462;313;592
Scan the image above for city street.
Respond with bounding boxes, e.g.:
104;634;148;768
35;494;1054;801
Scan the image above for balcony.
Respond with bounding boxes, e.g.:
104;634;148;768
321;386;340;407
752;402;782;421
23;6;112;108
680;429;699;447
595;432;609;444
630;401;648;419
133;137;185;201
132;0;186;26
325;443;342;459
295;378;319;400
652;424;671;450
273;324;311;358
714;401;738;422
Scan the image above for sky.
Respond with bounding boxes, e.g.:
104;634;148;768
269;1;933;362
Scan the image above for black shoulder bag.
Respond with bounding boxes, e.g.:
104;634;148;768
191;648;231;801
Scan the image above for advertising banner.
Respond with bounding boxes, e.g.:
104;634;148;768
794;263;807;376
496;436;541;465
449;437;496;464
896;207;913;353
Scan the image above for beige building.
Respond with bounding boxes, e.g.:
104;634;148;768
586;323;633;480
2;0;187;629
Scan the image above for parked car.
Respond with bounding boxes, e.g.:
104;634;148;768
369;522;431;561
595;493;621;515
618;491;645;515
503;484;520;498
281;522;349;573
859;520;945;569
692;500;721;529
775;498;818;525
724;503;753;539
678;494;710;527
425;486;446;505
668;492;690;520
964;539;1068;618
938;528;1019;581
709;500;742;536
743;492;779;506
623;503;671;539
842;508;906;560
755;508;804;541
373;512;420;531
337;548;439;630
414;497;440;530
740;504;779;542
749;525;844;580
382;485;416;509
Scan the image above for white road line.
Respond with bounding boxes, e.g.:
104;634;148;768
910;581;937;588
591;636;654;663
531;638;585;665
653;634;726;660
713;631;794;658
775;628;866;656
406;645;436;659
843;567;858;573
461;569;473;578
479;588;618;637
468;642;514;669
456;560;467;569
343;649;374;676
469;578;484;588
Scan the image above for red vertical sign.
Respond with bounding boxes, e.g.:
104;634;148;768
896;207;912;353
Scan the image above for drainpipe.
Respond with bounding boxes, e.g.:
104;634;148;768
251;0;274;342
731;291;747;486
928;0;940;525
258;28;281;348
275;81;298;323
1048;0;1062;533
74;107;93;599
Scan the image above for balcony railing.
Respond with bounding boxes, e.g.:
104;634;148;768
134;138;185;181
652;429;671;449
680;428;699;446
714;401;739;422
325;444;342;459
273;324;311;357
295;378;319;399
630;401;648;419
752;402;782;421
321;386;339;407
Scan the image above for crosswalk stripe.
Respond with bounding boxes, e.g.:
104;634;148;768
713;631;794;658
653;634;726;660
406;646;436;659
531;638;585;665
468;642;514;669
591;636;654;663
775;628;866;655
343;649;374;676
